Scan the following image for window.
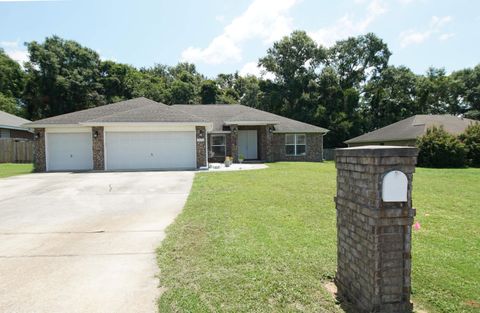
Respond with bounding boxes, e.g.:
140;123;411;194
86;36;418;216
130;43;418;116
285;134;306;156
211;134;226;157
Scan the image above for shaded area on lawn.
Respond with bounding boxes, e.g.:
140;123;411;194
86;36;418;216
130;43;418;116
157;162;480;313
0;163;33;178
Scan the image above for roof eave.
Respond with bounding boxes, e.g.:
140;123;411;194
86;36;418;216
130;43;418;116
224;121;279;126
345;137;418;144
1;124;33;132
80;121;214;131
273;130;328;134
22;123;80;128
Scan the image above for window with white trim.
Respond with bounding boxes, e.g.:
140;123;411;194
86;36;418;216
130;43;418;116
211;134;226;157
285;134;306;156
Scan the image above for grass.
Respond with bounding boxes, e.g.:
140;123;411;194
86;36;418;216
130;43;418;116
156;162;480;313
0;163;33;178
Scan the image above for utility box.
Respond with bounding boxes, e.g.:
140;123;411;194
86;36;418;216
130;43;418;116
334;146;418;313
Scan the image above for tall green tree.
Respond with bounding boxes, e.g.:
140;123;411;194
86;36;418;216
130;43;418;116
259;30;327;120
363;66;419;129
328;33;391;89
0;49;26;116
200;80;218;104
23;36;104;119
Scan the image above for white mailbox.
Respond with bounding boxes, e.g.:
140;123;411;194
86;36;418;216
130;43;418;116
382;170;408;202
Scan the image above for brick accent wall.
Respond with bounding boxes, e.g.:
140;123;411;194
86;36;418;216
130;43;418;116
92;126;104;170
334;146;418;313
33;128;46;172
9;129;34;140
265;124;274;162
230;125;238;162
196;126;207;168
272;133;323;162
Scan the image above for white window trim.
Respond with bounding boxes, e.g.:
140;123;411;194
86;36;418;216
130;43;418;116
211;134;226;157
285;133;306;156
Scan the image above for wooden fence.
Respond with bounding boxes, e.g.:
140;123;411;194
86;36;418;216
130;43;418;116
0;138;33;163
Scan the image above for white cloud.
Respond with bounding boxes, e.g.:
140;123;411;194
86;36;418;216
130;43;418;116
181;0;298;65
239;61;275;80
439;32;455;41
0;40;29;64
309;0;387;47
0;40;19;47
399;15;453;47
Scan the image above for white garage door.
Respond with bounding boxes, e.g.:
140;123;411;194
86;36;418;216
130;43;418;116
105;131;196;170
47;133;93;171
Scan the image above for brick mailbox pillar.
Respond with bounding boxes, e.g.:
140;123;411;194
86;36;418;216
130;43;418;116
334;146;418;313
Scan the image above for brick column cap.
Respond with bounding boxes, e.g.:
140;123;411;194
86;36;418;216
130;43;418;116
335;145;418;158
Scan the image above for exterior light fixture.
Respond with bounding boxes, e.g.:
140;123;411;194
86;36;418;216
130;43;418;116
268;127;274;133
93;131;99;139
198;129;205;138
34;132;41;139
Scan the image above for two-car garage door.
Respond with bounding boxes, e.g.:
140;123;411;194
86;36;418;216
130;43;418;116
105;131;196;170
46;130;197;171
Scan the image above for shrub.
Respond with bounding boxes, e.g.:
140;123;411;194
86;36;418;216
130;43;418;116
416;126;466;168
459;123;480;167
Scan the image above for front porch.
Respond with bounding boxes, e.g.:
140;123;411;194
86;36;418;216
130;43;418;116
207;124;275;164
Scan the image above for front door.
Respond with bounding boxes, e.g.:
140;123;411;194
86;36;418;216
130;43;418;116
238;130;258;159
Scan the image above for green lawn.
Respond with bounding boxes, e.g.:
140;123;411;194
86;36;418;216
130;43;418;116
156;162;480;313
0;163;33;178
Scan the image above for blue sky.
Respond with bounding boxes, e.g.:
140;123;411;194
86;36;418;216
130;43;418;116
0;0;478;78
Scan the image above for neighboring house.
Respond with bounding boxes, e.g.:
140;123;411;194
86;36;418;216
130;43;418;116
24;97;328;172
0;110;33;140
345;114;478;147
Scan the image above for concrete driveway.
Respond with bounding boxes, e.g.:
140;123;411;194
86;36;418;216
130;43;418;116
0;171;194;313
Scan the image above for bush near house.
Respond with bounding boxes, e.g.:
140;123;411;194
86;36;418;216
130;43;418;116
459;123;480;167
416;126;466;168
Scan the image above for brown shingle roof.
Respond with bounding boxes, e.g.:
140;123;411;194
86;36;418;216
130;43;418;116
0;110;31;130
173;104;329;133
345;115;478;144
24;98;206;126
24;98;328;133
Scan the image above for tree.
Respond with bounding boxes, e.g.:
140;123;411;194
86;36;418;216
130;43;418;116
362;66;419;129
200;80;218;104
417;126;466;168
328;33;391;89
259;30;326;119
0;93;20;115
23;36;104;120
459;123;480;167
0;49;26;116
166;80;195;104
415;67;457;115
0;48;25;98
450;65;480;117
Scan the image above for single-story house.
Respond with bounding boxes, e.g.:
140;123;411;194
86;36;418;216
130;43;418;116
0;110;33;139
24;97;328;171
345;114;478;147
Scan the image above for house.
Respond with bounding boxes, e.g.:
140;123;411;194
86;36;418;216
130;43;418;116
24;97;328;171
0;110;33;140
345;114;478;147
